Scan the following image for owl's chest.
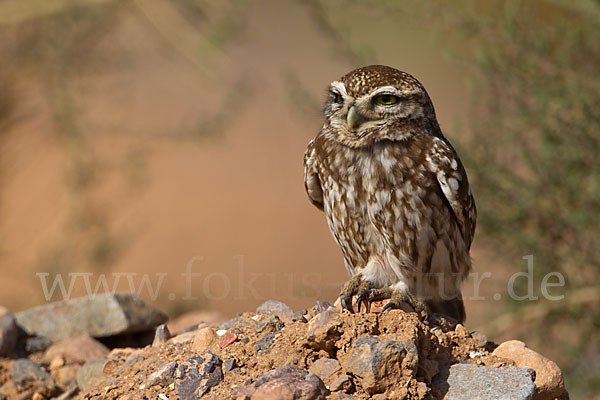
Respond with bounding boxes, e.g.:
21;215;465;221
319;144;431;212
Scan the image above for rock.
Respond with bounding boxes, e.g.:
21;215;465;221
25;337;52;353
51;385;78;400
434;363;536;400
11;358;58;397
44;335;109;364
256;300;294;318
152;324;171;346
219;333;237;348
347;337;418;394
223;358;237;373
0;310;18;356
175;351;223;399
493;340;564;400
252;366;328;400
191;327;218;352
148;361;177;388
169;331;196;345
255;332;277;355
308;358;341;382
470;331;488;348
167;310;226;334
328;374;351;392
15;293;167;342
306;310;342;353
76;358;110;390
256;317;285;334
52;364;80;388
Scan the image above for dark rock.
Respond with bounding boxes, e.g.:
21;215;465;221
152;324;171;346
256;300;294;318
252;366;328;400
75;358;110;390
223;358;237;373
0;310;18;356
11;358;58;397
347;337;418;394
256;317;285;334
255;365;309;387
147;361;177;388
25;337;52;353
15;293;167;342
175;351;223;399
432;363;536;400
255;332;277;355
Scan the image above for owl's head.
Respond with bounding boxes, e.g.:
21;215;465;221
323;65;439;147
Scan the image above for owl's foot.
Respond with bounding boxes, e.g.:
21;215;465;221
367;288;430;321
339;274;372;313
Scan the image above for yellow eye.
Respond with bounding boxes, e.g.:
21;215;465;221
332;92;343;104
374;94;399;105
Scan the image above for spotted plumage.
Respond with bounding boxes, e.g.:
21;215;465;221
304;65;476;322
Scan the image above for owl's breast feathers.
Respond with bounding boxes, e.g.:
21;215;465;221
303;132;476;277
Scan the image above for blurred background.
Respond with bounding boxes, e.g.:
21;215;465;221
0;0;598;396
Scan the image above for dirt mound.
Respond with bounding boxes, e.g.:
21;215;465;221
76;300;546;400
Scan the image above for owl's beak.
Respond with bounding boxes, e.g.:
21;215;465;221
347;106;365;132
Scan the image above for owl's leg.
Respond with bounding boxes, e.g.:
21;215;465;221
339;273;372;313
367;287;430;321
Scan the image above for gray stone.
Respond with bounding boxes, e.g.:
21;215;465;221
255;332;277;354
255;365;309;387
223;358;237;373
15;293;167;342
347;337;418;394
148;361;177;388
25;337;52;353
0;311;18;356
11;358;58;397
435;363;536;400
175;351;222;399
256;300;294;318
152;324;171;346
76;358;110;390
256;317;285;333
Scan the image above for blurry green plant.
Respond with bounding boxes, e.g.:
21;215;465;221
453;2;600;396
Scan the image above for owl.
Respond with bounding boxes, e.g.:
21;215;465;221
304;65;476;323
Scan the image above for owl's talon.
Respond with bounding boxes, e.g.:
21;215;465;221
356;290;372;313
381;301;397;313
340;295;354;313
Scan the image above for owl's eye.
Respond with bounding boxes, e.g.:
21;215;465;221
331;92;343;104
374;94;399;105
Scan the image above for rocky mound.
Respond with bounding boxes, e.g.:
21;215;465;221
0;297;567;400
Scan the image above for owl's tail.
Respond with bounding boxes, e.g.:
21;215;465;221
427;294;466;324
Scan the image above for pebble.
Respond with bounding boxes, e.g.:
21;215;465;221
147;361;177;388
256;300;294;318
493;340;565;400
11;358;58;397
175;351;223;399
152;324;171;346
191;327;217;352
44;335;109;364
0;309;18;356
347;337;418;394
434;363;536;400
253;366;327;400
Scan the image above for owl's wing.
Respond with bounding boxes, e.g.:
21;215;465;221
428;137;477;249
304;139;324;211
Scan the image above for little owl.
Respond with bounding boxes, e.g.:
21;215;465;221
304;65;476;323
